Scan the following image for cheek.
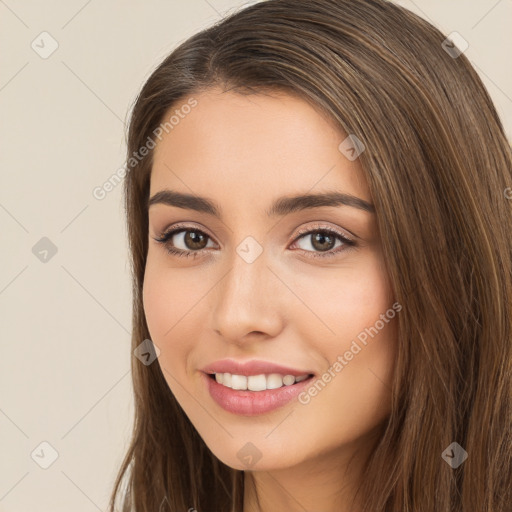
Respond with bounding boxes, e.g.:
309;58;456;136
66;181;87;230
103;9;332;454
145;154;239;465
293;254;398;430
142;263;172;340
294;253;395;346
142;250;204;335
142;257;199;375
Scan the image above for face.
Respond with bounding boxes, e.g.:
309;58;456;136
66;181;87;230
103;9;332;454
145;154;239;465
143;87;399;472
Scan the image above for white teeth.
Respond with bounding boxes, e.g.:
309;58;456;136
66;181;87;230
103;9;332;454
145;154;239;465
282;375;295;386
266;373;284;389
212;372;310;391
231;374;247;390
247;374;267;391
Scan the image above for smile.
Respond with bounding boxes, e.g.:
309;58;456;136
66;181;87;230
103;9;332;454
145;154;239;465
203;371;315;416
210;372;310;391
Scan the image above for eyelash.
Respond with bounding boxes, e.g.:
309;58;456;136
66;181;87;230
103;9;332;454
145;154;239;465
153;223;356;260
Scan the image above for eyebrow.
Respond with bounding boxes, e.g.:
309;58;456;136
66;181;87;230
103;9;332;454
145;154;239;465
148;189;375;217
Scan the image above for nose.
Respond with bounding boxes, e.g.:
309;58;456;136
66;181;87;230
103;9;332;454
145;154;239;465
210;250;284;345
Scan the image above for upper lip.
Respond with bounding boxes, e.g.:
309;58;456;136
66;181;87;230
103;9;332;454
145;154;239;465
201;359;314;377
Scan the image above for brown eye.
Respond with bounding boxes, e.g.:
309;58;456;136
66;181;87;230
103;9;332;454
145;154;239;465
154;226;216;258
181;230;209;250
309;232;337;252
291;227;356;259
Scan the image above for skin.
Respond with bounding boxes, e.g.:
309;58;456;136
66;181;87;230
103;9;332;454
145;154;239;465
143;87;399;512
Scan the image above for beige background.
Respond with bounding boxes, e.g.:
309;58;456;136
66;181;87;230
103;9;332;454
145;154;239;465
1;1;511;510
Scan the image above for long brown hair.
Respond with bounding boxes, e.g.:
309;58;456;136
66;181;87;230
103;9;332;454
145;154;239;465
109;1;512;510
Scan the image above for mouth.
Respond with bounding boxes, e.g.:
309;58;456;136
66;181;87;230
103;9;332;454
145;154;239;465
206;371;314;391
203;371;316;416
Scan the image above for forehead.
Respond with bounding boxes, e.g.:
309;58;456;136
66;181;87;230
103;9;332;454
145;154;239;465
150;87;370;207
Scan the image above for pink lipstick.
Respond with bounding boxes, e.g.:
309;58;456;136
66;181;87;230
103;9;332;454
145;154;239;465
200;359;315;416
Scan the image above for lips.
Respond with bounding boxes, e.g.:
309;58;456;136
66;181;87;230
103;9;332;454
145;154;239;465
200;358;314;377
200;359;316;415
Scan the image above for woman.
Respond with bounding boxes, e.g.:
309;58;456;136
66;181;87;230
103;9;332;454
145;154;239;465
110;0;512;510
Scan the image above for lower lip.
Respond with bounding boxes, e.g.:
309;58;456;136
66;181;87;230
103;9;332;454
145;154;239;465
202;372;314;416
